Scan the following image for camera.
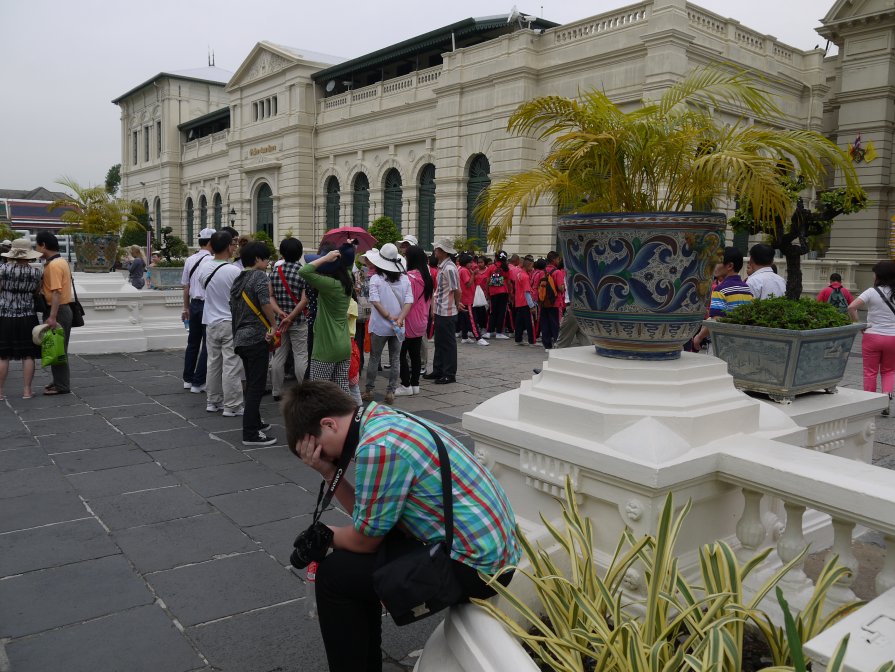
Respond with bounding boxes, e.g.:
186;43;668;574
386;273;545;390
290;521;334;569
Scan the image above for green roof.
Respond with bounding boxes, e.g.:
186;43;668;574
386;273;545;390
178;107;231;132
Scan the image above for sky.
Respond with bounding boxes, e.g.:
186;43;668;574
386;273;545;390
0;0;837;192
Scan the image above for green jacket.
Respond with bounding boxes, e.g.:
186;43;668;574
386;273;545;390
299;264;351;363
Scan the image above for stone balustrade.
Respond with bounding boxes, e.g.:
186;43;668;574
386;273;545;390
318;66;442;116
774;258;860;296
181;130;230;161
552;3;649;45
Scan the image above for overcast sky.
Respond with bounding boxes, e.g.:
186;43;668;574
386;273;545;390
0;0;837;192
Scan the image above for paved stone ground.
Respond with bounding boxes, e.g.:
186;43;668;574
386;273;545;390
0;336;890;672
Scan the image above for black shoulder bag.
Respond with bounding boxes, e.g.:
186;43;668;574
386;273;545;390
70;276;85;328
371;414;465;625
874;287;895;318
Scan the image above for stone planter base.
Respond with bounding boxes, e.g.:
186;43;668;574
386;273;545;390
704;321;865;403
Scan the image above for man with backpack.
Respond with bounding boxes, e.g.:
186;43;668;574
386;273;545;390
816;273;854;312
538;251;565;349
180;228;215;393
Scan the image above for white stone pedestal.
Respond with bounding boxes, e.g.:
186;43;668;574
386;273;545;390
67;273;187;354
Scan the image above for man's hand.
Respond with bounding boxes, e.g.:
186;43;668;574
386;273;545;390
45;315;58;329
458;302;466;312
297;434;336;480
181;309;189;322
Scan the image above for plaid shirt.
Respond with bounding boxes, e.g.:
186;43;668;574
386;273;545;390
269;261;306;319
433;258;460;317
352;403;521;574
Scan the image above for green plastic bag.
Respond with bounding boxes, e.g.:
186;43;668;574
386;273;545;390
41;328;67;368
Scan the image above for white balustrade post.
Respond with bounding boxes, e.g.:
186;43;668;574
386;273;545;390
777;502;816;603
875;534;895;595
736;489;766;560
825;518;858;607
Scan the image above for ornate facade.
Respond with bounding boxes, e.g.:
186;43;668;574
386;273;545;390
115;0;895;285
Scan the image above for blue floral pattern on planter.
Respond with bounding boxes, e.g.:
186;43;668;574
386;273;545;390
558;212;725;360
72;233;120;273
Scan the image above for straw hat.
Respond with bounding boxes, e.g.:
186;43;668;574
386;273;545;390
32;323;50;346
365;243;406;273
1;238;41;261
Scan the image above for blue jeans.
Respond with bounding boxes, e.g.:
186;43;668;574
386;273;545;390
182;298;207;385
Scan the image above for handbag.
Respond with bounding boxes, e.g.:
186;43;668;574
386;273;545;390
372;416;465;626
473;285;487;308
69;276;85;328
241;290;281;352
41;328;67;368
33;289;49;316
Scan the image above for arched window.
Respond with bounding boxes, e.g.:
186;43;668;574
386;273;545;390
466;154;491;247
383;168;402;231
352;173;370;229
418;164;435;251
325;177;340;229
154;197;162;241
213;193;223;229
256;183;273;238
185;197;194;244
199;195;208;228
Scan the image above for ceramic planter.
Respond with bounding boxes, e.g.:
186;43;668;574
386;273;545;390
703;320;864;403
150;266;185;290
557;212;725;360
71;233;120;273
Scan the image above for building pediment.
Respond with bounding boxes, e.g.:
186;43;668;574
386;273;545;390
227;42;301;91
819;0;895;41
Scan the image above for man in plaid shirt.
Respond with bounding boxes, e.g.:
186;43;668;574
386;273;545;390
282;380;519;672
269;237;308;400
423;238;463;384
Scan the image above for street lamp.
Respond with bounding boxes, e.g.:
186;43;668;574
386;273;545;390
229;208;237;227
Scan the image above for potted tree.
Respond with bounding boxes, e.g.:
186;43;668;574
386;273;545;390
475;67;863;360
49;177;145;273
150;226;190;289
703;297;863;403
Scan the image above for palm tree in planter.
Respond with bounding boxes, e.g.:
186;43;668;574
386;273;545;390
475;67;863;360
729;178;868;300
49;177;145;272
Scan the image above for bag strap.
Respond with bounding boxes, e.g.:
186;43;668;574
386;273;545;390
874;287;895;317
203;262;228;290
277;264;301;304
188;253;209;281
313;404;368;520
241;290;271;330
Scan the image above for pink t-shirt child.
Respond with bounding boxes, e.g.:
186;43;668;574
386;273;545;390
404;269;430;338
510;265;531;308
459;266;476;308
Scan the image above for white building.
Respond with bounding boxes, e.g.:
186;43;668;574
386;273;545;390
114;0;895;285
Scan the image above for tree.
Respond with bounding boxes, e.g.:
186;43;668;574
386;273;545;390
105;164;121;196
157;227;189;264
0;222;22;242
474;66;863;250
730;180;868;299
50;176;144;236
368;216;400;248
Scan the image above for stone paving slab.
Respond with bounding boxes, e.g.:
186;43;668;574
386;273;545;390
208;482;317;527
66;461;180;498
52;444;151;474
151;441;250;472
0;445;52;471
4;605;206;672
0;489;89;533
0;518;120;576
175;461;288;498
88;485;214;530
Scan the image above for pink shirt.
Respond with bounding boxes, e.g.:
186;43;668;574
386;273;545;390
405;270;431;338
510;265;531;308
459;266;476;307
546;265;566;306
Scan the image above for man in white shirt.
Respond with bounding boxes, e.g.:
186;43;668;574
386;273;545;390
180;228;216;392
197;231;245;416
746;243;786;299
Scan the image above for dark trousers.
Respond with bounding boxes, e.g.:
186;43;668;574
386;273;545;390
315;547;510;672
514;306;535;344
355;319;366;371
488;294;508;334
235;341;268;439
457;309;479;340
432;315;457;379
399;336;422;387
540;307;561;349
473;305;488;330
43;304;73;392
182;298;207;385
304;322;315;380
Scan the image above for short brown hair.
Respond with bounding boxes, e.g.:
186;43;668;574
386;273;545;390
280;381;358;454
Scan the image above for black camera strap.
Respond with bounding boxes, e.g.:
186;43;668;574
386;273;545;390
312;403;367;522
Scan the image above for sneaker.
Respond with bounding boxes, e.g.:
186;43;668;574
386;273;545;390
382;362;391;369
395;385;414;396
495;333;510;340
190;384;207;393
455;332;461;338
384;391;395;404
223;407;245;417
476;338;490;346
183;381;192;390
242;432;277;446
361;390;374;402
260;423;272;433
461;338;473;344
480;333;490;339
206;402;223;413
411;386;420;394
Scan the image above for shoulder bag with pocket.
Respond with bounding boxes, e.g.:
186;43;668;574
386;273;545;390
69;273;85;328
372;413;465;626
203;262;229;290
241;289;281;351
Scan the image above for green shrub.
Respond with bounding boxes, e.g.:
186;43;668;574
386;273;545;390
369;216;400;248
719;297;851;330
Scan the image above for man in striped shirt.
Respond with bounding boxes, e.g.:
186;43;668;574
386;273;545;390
692;246;753;351
282;380;519;672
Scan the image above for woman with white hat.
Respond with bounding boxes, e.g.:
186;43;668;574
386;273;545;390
0;238;44;400
362;243;413;404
